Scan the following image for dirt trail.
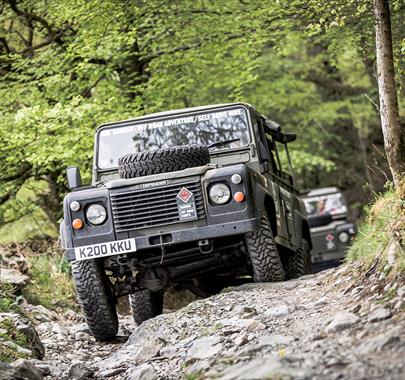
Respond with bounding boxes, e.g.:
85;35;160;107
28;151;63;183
23;265;403;380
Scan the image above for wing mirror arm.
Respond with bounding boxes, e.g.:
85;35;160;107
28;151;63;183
66;166;82;190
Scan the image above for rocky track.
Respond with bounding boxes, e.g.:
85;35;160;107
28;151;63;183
3;266;405;380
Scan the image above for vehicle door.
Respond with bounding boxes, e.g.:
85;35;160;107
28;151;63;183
252;116;289;242
272;139;297;248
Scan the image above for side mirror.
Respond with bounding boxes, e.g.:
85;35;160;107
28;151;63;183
66;166;82;190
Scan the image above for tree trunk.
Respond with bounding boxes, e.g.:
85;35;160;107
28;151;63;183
373;0;405;188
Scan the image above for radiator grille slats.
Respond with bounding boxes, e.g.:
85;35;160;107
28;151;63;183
111;181;205;233
311;233;335;255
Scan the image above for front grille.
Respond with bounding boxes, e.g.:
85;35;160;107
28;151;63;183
311;232;336;255
110;181;205;233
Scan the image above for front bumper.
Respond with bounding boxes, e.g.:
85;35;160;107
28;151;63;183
65;218;258;261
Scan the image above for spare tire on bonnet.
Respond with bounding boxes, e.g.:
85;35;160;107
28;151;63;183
118;145;210;179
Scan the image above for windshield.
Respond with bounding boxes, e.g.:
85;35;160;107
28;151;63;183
97;107;250;169
304;193;347;216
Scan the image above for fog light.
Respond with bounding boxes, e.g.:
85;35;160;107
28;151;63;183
72;218;83;230
338;232;349;243
231;174;242;184
70;201;81;212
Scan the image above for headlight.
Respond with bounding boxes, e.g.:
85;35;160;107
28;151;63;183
338;232;349;243
209;183;231;205
86;204;107;225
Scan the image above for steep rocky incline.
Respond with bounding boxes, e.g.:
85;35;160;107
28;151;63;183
9;265;403;380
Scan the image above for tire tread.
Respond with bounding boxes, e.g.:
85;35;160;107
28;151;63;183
71;260;118;341
245;212;285;282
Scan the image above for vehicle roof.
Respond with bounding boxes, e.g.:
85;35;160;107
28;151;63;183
96;102;259;131
302;187;341;198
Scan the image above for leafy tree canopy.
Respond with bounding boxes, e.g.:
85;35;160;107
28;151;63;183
0;0;403;236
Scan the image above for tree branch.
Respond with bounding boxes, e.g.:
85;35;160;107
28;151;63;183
306;70;368;96
0;163;32;183
0;174;30;205
142;32;249;62
6;0;67;47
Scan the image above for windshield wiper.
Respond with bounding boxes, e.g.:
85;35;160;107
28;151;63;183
208;138;240;150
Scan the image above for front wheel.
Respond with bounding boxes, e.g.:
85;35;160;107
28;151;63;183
71;260;118;341
283;238;312;279
245;212;285;282
129;290;164;325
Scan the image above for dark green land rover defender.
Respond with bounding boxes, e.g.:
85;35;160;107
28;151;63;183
60;103;312;340
302;187;355;267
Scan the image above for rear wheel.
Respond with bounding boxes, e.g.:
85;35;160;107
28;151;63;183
129;290;164;325
71;260;118;341
245;212;285;282
283;238;312;279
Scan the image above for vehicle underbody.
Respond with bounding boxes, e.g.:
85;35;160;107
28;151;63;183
104;235;250;298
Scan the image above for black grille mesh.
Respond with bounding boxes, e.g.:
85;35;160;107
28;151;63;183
110;181;204;232
311;233;335;255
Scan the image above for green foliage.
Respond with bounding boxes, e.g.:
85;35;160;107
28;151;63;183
0;283;20;313
0;180;57;242
23;253;77;310
0;0;403;235
347;182;405;273
0;318;30;362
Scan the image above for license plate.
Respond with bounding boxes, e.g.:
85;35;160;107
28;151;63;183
74;238;136;261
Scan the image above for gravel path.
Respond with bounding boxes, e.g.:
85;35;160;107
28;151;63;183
19;266;405;379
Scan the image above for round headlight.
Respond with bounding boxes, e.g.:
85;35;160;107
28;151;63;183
209;183;231;205
86;204;107;225
338;232;349;243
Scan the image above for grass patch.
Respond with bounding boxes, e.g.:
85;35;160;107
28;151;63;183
346;182;405;274
0;318;30;362
0;283;21;313
23;253;77;311
0;238;77;311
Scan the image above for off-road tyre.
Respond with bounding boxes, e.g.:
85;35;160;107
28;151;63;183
71;260;118;341
129;290;164;325
283;238;312;279
245;212;285;282
118;145;210;179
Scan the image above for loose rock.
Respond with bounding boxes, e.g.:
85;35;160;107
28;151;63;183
264;304;289;317
67;363;94;379
128;364;158;380
186;336;223;361
0;268;29;287
368;307;392;323
325;312;360;333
